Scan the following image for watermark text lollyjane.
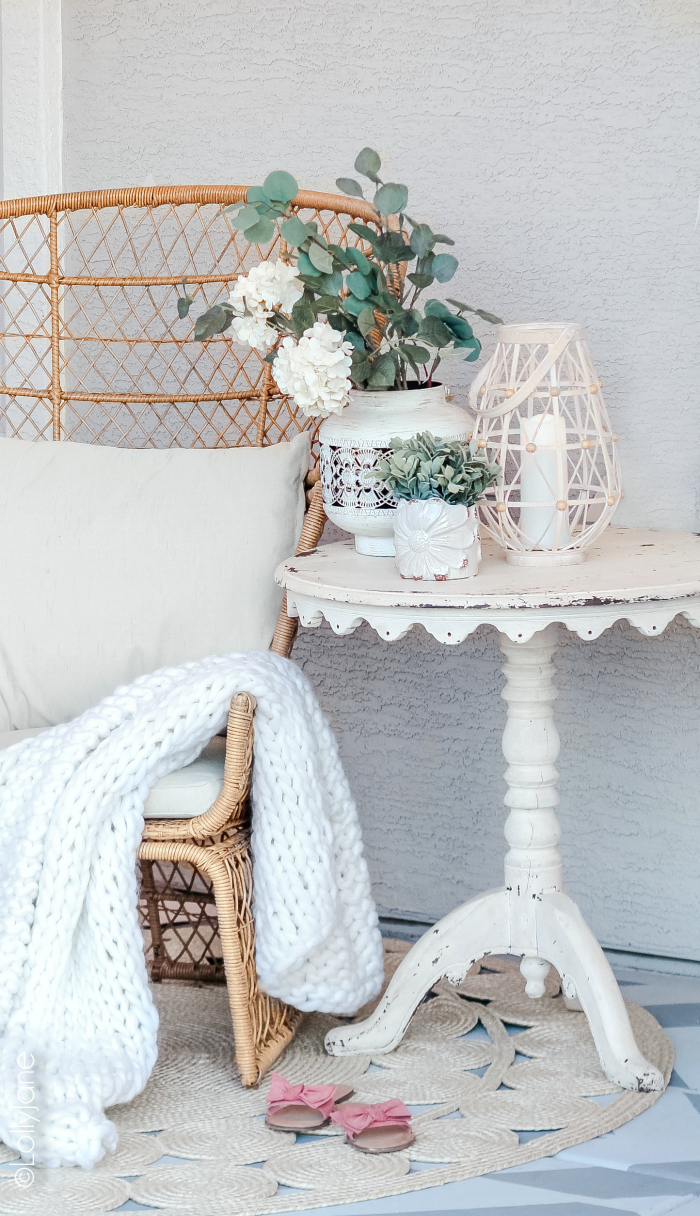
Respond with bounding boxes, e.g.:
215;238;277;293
9;1053;36;1187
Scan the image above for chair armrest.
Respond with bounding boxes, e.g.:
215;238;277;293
141;691;256;841
271;478;326;657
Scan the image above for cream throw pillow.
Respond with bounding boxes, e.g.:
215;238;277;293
0;433;310;731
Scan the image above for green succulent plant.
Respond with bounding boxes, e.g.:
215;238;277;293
178;149;502;391
372;432;501;506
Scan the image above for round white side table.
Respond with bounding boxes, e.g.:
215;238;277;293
276;526;700;1093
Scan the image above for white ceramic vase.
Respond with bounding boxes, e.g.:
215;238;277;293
393;499;481;581
319;385;470;556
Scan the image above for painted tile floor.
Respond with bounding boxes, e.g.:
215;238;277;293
4;962;700;1215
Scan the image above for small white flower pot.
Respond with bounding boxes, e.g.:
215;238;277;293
393;499;481;581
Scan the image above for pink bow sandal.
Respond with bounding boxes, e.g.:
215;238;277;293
265;1072;355;1131
330;1099;415;1154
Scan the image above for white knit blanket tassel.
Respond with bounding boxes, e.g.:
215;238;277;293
0;652;384;1168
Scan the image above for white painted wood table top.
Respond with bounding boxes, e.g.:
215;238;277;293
275;527;700;1094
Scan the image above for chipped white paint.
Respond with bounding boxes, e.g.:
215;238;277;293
280;529;700;644
277;528;699;1088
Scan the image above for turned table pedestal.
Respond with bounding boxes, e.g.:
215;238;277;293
276;526;700;1093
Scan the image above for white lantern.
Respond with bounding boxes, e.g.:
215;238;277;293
469;322;622;566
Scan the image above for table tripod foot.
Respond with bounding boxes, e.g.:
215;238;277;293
536;891;664;1092
325;888;509;1057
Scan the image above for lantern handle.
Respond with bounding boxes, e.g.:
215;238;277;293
468;326;577;420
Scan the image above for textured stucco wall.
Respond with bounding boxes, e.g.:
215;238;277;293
60;0;700;959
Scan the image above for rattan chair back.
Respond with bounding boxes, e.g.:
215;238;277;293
0;185;376;448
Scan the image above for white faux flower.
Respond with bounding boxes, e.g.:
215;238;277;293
272;321;353;418
227;260;304;354
229;260;303;315
230;312;277;353
269;260;305;313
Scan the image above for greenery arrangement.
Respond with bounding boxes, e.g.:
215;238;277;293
372;432;500;507
179;148;502;394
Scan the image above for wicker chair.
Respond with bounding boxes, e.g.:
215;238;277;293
0;185;377;1086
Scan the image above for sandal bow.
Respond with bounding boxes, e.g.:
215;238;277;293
267;1072;340;1120
330;1098;412;1134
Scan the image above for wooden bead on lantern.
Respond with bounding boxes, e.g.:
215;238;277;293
469;323;622;566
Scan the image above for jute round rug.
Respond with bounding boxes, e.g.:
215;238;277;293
0;944;673;1215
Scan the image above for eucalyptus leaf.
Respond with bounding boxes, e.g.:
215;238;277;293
342;295;368;317
193;303;234;341
343;247;371;274
297;251;320;278
313;294;342;313
263;350;277;365
348;222;379;243
346;270;372;300
374;182;408;216
246;186;269;203
456;336;482;361
431;253;459;283
357;305;377;337
368;352;396;387
318;272;344;295
416;315;455;348
443;314;474;341
372;232;416;264
407;272;434;289
397;343;430;371
280;215;312;247
424;299;452;318
230;205;263;231
343;330;366;349
410;224;434;257
447;300;504;325
291;298;315;335
401;344;430;363
177;279;194;319
336;177;364;198
351;353;372;383
263;170;298;203
433;234;455;245
243;215;276;244
354;147;381;180
308;242;334;274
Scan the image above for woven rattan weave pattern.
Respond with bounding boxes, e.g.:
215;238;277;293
0;946;672;1216
0;186;376;447
0;186;371;1085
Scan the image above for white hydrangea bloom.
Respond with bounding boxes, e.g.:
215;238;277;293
273;321;353;418
230;312;277;353
270;260;305;313
227;260;304;354
229;260;303;316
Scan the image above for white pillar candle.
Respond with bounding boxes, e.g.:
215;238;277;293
519;414;570;550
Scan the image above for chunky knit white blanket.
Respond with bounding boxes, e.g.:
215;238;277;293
0;652;383;1169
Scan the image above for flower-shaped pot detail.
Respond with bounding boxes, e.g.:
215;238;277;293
393;500;481;580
